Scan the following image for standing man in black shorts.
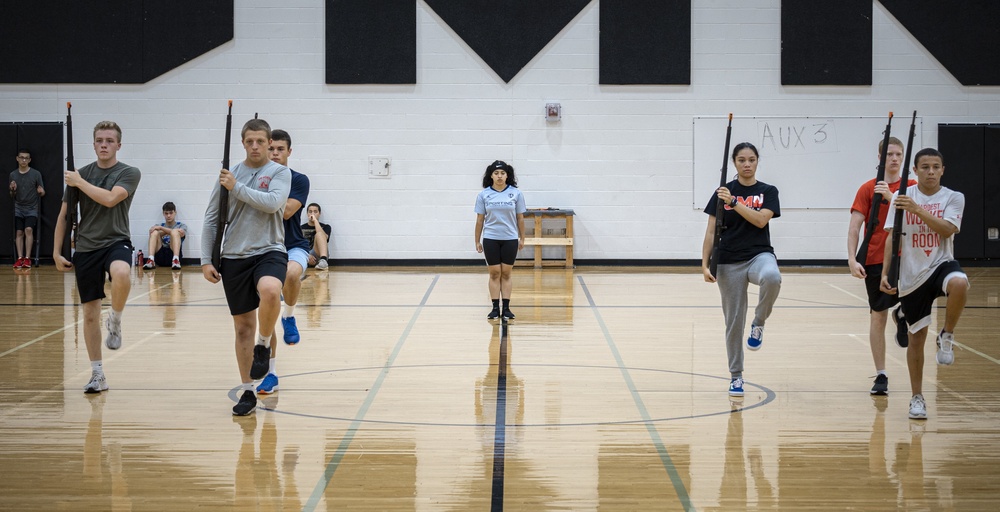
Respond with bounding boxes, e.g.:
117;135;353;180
880;148;968;420
847;136;916;395
53;121;141;394
201;118;291;416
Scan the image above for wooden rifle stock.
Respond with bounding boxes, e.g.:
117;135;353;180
856;112;893;266
62;102;77;262
211;100;233;270
886;111;917;289
709;113;733;278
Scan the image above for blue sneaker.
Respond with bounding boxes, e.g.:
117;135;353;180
729;377;745;397
282;316;300;345
256;373;279;394
746;324;763;351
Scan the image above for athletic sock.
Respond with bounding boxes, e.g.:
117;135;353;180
242;382;255;393
257;333;272;348
269;358;277;375
876;370;887;377
108;308;123;324
492;299;500;309
91;361;104;374
283;304;296;318
502;299;510;310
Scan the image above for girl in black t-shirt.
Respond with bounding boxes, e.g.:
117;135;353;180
700;142;782;397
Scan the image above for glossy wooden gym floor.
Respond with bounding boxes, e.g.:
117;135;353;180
1;265;998;511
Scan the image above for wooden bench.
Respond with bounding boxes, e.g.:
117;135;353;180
518;208;574;268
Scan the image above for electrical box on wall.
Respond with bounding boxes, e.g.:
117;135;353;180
368;156;390;178
545;102;561;122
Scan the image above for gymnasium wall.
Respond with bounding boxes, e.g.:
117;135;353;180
1;1;998;264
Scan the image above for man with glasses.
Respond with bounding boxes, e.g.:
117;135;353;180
9;149;45;268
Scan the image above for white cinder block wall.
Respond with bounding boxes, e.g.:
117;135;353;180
2;1;998;263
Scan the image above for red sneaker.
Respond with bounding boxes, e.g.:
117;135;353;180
13;258;24;269
22;259;32;269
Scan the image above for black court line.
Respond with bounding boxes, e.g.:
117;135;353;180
491;317;509;511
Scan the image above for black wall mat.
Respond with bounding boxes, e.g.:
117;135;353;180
599;0;690;85
424;0;591;83
986;127;1000;258
143;2;235;81
326;0;416;84
879;0;1000;86
0;1;232;84
1;123;63;263
781;0;871;85
938;125;985;259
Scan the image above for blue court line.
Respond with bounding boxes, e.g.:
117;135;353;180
578;275;696;512
491;319;509;511
303;275;439;511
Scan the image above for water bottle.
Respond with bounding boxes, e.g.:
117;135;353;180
136;250;144;267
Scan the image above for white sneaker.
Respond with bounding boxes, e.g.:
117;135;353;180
171;256;181;270
84;372;108;394
908;394;927;419
315;258;329;270
936;331;955;365
105;316;122;350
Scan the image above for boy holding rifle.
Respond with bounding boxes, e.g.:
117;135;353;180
201;118;290;416
847;135;916;395
54;121;141;394
880;148;968;420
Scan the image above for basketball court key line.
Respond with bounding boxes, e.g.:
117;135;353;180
304;275;439;511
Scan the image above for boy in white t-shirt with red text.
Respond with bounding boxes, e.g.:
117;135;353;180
880;148;968;421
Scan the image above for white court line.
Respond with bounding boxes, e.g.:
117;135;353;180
825;282;868;304
840;333;995;414
64;330;164;384
1;330;164;418
0;281;172;360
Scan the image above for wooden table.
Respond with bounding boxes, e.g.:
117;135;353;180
519;208;574;268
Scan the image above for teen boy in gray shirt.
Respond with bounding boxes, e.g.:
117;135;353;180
201;118;290;416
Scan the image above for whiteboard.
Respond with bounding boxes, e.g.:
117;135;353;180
693;116;922;209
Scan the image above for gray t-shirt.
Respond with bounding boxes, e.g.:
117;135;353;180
201;159;291;264
9;167;45;215
66;161;141;252
475;185;526;240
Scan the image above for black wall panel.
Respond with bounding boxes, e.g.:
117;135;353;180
879;0;1000;86
424;0;590;83
938;125;984;259
143;2;234;81
986;127;1000;258
781;0;871;85
326;0;416;84
0;1;232;84
599;0;690;85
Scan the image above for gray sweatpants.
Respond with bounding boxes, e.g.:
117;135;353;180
716;252;781;378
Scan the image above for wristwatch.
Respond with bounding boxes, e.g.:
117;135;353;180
729;197;738;207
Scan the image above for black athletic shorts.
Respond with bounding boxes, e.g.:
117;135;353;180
221;250;288;316
481;238;518;266
864;263;898;312
899;260;967;333
14;215;37;231
73;240;133;303
154;246;177;267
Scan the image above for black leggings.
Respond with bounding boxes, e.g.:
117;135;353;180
481;238;518;266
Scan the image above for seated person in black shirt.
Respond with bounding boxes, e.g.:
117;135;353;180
301;202;331;269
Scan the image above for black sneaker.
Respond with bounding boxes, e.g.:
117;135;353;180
250;345;270;380
487;308;501;320
870;373;888;395
892;307;908;348
501;308;515;320
232;390;257;416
